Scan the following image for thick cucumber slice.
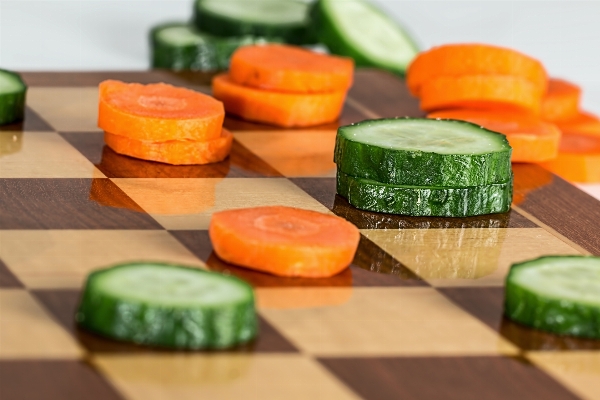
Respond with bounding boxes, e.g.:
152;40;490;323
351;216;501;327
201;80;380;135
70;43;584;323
337;169;512;217
505;256;600;339
311;0;419;75
151;22;271;71
335;118;512;187
0;69;27;126
77;262;257;349
194;0;312;44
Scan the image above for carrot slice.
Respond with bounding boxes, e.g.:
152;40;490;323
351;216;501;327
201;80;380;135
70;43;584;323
541;78;581;122
406;43;547;97
209;206;360;278
98;80;224;142
104;129;233;165
555;111;600;138
212;73;346;127
540;134;600;183
420;75;544;114
427;109;561;162
229;44;354;93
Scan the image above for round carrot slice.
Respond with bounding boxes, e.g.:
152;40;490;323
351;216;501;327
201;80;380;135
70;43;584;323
541;134;600;183
209;206;360;278
212;73;346;127
541;78;581;122
427;109;561;163
555;111;600;138
104;129;232;165
229;44;354;93
98;80;224;142
420;75;544;114
406;43;547;97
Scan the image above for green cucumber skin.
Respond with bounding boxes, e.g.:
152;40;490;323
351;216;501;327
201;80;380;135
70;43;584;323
310;0;419;75
337;170;512;217
505;256;600;339
77;263;258;349
334;118;513;187
0;69;27;126
193;1;312;45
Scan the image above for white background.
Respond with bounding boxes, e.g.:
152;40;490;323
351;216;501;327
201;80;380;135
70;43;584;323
1;0;599;197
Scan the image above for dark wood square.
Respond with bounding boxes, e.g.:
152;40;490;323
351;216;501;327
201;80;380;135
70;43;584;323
0;258;24;288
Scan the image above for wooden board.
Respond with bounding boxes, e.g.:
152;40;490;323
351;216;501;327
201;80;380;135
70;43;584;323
0;69;599;400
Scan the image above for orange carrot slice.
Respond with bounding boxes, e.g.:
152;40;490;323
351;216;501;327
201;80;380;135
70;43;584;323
209;206;360;278
212;74;346;127
555;111;600;138
406;44;547;97
229;44;354;93
541;78;581;122
540;134;600;183
104;129;232;165
427;109;561;162
420;75;544;114
98;80;224;141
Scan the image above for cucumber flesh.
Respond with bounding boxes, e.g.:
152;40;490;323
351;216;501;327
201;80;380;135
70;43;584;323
0;69;27;125
505;256;600;339
77;262;257;349
156;25;209;47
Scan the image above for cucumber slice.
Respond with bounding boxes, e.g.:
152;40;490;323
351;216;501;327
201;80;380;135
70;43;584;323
337;169;512;217
311;0;419;75
194;0;312;44
151;22;272;71
505;256;600;339
0;69;27;126
76;262;257;349
335;118;512;187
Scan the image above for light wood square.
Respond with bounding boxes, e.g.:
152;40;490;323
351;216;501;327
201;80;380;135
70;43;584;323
0;230;204;288
233;130;337;177
26;87;100;132
92;354;359;400
260;287;518;356
0;289;83;359
528;351;600;400
0;131;103;178
362;228;582;287
113;178;331;230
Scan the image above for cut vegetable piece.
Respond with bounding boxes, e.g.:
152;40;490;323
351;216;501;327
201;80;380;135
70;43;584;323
104;129;233;165
337;169;513;217
540;134;600;183
427;110;561;163
229;44;354;93
406;44;547;97
505;255;600;339
0;69;27;126
419;75;544;114
212;73;346;127
76;262;257;349
209;206;360;278
312;0;419;75
555;111;600;138
334;118;512;187
541;78;581;122
98;80;224;141
193;0;312;44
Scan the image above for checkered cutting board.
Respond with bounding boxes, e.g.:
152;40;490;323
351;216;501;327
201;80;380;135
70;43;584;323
1;70;599;400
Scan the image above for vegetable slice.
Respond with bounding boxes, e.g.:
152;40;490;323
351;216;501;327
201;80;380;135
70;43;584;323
212;73;346;127
555;111;600;138
76;262;257;349
209;206;360;278
104;129;232;166
0;69;27;126
337;169;513;217
540;134;600;183
505;255;600;339
193;0;312;44
98;80;224;141
312;0;419;75
427;109;561;163
541;78;581;122
229;44;354;93
334;118;512;187
406;44;547;97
